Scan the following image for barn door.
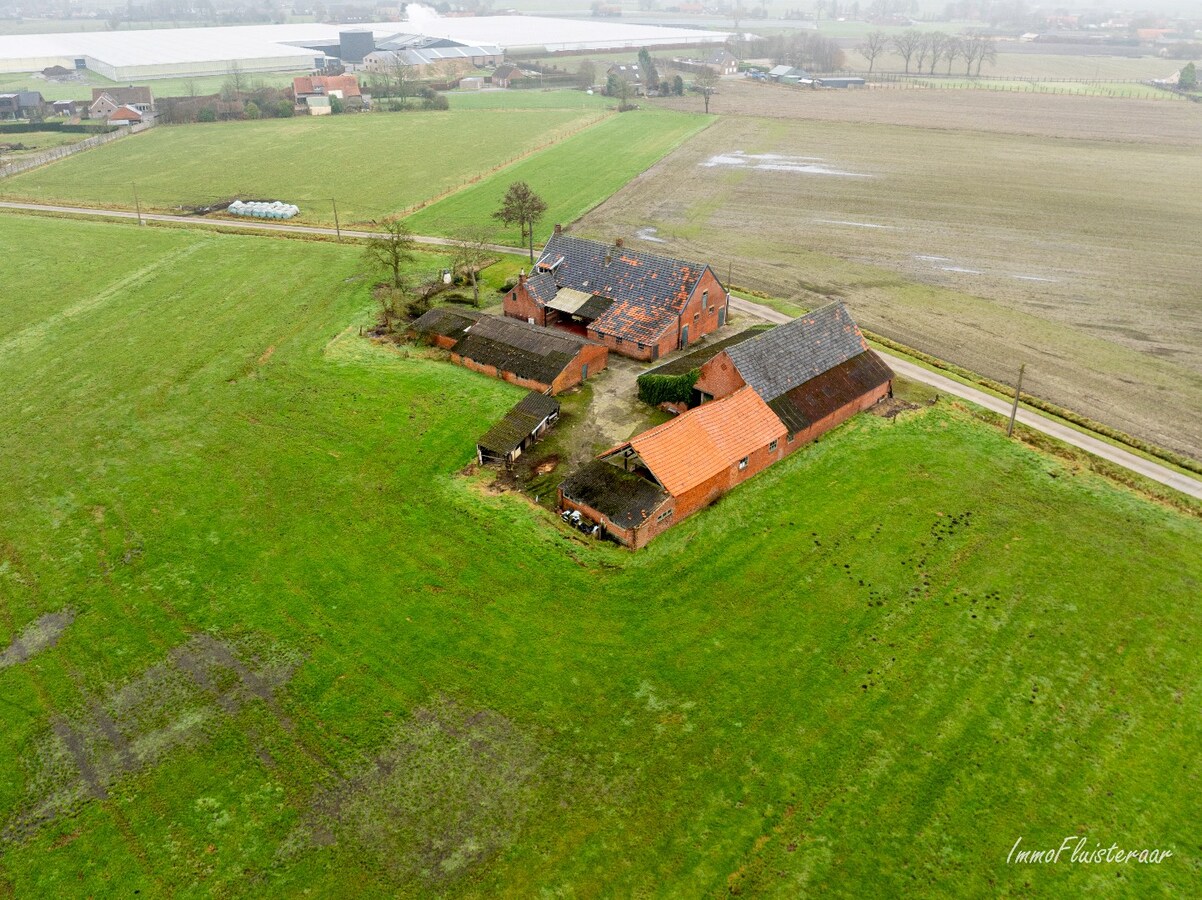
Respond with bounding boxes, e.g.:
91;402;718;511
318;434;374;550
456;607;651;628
680;325;689;349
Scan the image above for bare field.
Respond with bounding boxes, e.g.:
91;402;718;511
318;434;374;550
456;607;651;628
656;79;1202;144
579;113;1202;458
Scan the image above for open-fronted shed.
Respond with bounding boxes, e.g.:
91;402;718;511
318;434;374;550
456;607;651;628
477;391;560;466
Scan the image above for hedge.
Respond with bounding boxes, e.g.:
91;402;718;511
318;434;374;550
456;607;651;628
637;369;699;406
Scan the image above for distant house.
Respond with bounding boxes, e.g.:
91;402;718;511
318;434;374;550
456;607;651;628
606;62;643;94
560;302;893;547
0;91;46;120
503;226;729;361
477;391;560;466
292;75;364;112
707;49;740;75
410;310;608;395
560;387;786;548
490;63;523;88
52;100;78;117
89;86;153;120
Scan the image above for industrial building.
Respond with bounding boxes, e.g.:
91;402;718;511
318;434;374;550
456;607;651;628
0;17;730;81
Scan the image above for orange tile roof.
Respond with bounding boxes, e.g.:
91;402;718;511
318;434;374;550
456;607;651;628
293;75;362;97
609;387;785;496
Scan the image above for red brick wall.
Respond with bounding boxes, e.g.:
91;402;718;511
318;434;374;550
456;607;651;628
503;282;545;326
678;268;727;349
558;491;675;549
550;343;609;394
787;381;891;448
694;350;747;402
450;353;552;394
586;327;669;362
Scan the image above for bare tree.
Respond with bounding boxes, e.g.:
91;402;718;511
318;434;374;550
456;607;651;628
493;182;548;262
226;61;245;94
694;68;719;114
363;217;417;291
927;33;951;74
449;226;495;307
974;37;997;76
945;36;963;74
891;29;924;74
914;33;933;73
857;30;889;74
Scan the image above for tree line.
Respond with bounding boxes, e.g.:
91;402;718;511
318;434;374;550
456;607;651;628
857;31;999;76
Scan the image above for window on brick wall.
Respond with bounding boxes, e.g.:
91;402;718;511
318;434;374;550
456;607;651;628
657;508;673;522
738;457;749;470
769;440;778;451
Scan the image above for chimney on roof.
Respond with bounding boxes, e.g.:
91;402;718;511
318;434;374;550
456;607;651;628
615;237;624;248
554;224;562;235
604;252;612;266
518;269;527;284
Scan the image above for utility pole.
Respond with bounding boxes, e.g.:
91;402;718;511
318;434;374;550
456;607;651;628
1006;363;1025;437
331;198;341;242
132;183;143;226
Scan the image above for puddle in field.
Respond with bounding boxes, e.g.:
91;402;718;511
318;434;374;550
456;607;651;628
634;226;667;243
701;151;872;177
0;609;75;670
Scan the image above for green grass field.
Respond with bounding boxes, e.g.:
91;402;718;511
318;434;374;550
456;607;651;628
0;109;607;224
446;89;611;110
0;69;310;102
405;108;712;239
0;213;1200;896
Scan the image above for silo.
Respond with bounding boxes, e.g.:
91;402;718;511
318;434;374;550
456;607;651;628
339;30;376;65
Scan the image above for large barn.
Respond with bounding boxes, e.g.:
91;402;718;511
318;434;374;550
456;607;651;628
503;227;729;362
559;302;894;547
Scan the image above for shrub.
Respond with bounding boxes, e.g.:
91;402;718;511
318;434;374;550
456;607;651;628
330;96;344;114
637;370;699;406
197;107;217;123
275;100;295;118
244;101;261;120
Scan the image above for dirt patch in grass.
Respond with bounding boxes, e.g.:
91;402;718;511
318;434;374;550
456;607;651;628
282;696;543;887
871;397;919;419
3;633;300;843
0;609;75;670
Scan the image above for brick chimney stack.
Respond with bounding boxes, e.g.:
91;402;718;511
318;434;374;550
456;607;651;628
518;269;527;284
615;237;624;248
554;224;563;235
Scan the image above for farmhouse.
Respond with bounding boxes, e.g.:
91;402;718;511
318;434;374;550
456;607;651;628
560;302;893;547
88;86;153;120
503;227;729;361
560;387;786;548
490;63;523;88
411;310;608;395
694;301;893;446
107;105;147;126
292;75;364;112
476;391;560;467
0;91;45;119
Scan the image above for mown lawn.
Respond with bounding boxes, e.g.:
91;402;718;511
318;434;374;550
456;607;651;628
0;214;1199;897
0;108;606;225
446;89;611;110
406;108;713;242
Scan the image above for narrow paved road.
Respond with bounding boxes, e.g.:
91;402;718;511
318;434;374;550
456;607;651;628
3;199;1198;499
0;200;522;255
729;296;1202;500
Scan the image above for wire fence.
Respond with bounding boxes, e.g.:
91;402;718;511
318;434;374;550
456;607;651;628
770;71;1186;100
0;121;153;179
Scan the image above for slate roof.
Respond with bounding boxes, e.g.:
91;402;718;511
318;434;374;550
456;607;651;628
642;325;772;378
724;302;870;403
91;86;152;106
410;306;483;341
767;350;893;434
523;271;560;306
560;460;670;530
534;233;714;344
606;387;785;497
492;64;522;80
452;315;596;387
478;391;559;457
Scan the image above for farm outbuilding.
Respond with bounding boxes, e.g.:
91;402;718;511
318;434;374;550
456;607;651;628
411;311;607;395
476;391;560;466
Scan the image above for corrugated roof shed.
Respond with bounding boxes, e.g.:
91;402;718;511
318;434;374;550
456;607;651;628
453;315;597;387
534;233;713;344
609;387;785;496
767;350;893;433
560;460;670;529
478;391;559;457
724;302;869;402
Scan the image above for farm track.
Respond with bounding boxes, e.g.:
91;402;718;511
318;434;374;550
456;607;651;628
2;199;1198;501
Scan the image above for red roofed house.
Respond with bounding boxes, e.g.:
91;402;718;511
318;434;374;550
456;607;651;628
293;75;365;112
107;105;146;126
504;226;729;361
558;387;786;548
